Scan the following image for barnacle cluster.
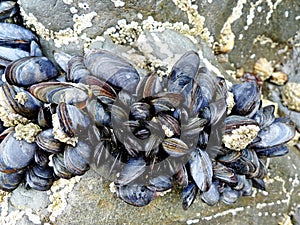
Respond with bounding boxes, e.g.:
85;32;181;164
0;0;296;210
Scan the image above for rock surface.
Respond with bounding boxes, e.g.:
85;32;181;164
0;0;299;225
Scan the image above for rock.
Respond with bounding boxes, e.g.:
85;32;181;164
10;186;50;210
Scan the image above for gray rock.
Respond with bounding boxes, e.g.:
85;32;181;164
10;185;50;210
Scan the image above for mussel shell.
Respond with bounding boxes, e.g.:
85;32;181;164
25;165;54;191
250;122;295;149
5;56;58;87
232;81;261;116
168;51;200;88
198;68;217;103
30;82;89;107
54;52;72;72
136;73;166;99
52;153;74;179
78;75;116;104
157;113;181;137
129;102;151;121
115;157;146;185
173;165;188;187
36;128;64;154
0;170;24;191
56;102;91;138
162;138;189;157
37;103;57;128
0;132;37;170
213;162;238;186
64;141;91;175
0;22;38;43
147;175;173;192
67;55;91;82
182;181;198;210
252;177;266;191
0;1;18;22
255;144;289;157
189;148;213;192
0;45;29;63
253;105;275;129
30;40;43;57
200;180;220;206
116;184;156;207
34;149;50;167
220;186;240;205
84;49;140;93
224;115;259;133
0;83;43;118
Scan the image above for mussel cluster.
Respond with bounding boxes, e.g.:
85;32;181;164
0;16;295;209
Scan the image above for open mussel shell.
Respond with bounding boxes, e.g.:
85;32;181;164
37;103;57;128
25;164;54;191
36;128;64;154
116;184;156;207
84;49;140;93
5;56;58;87
231;81;261;116
0;132;37;171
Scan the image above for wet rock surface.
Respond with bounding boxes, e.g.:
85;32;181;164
1;0;300;225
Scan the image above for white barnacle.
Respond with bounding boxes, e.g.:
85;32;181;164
52;113;78;147
14;123;42;143
0;105;29;127
222;124;260;151
162;124;174;138
226;91;235;115
14;92;28;105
